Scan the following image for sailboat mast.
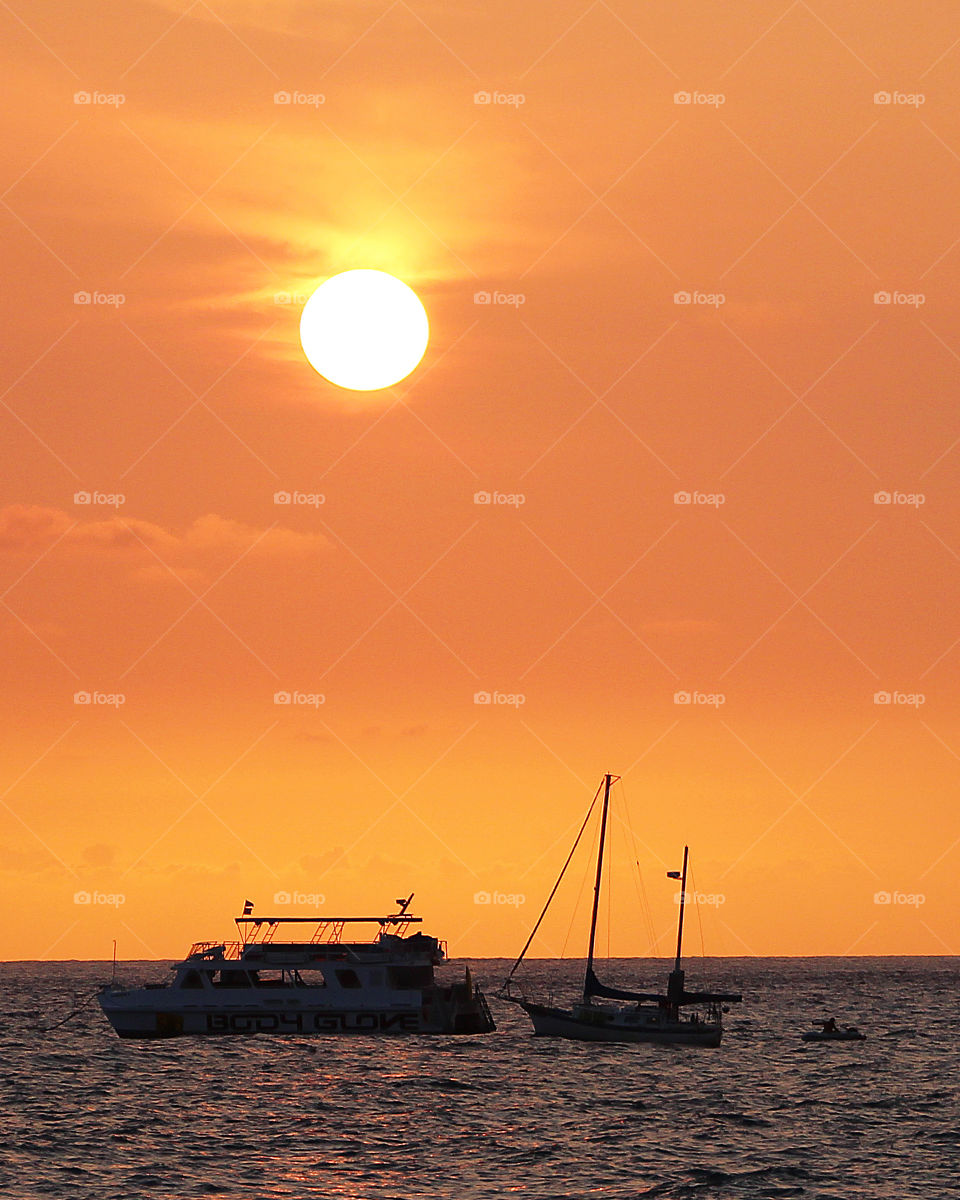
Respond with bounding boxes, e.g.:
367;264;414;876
674;844;689;971
584;772;613;1001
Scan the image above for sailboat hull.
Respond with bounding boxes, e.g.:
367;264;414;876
520;1001;723;1047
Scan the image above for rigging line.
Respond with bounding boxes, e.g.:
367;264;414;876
608;777;622;956
620;782;647;943
620;780;658;953
620;781;641;913
501;778;604;985
43;988;100;1032
560;824;595;958
605;785;612;961
628;851;643;911
637;865;658;957
691;864;706;958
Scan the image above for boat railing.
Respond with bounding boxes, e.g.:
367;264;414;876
187;914;439;958
188;941;242;960
237;914;425;947
186;934;444;961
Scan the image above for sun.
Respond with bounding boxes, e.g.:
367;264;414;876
299;269;429;391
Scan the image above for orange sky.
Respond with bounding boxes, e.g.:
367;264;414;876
2;0;959;961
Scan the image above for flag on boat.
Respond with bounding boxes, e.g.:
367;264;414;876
242;899;254;915
666;871;681;879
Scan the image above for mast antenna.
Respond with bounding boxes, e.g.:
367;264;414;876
674;845;689;971
583;773;620;1003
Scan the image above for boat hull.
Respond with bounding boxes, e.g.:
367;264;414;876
801;1030;865;1042
520;1001;723;1047
99;987;495;1038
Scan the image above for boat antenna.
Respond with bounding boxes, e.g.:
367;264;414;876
583;773;617;1003
395;893;414;915
674;845;689;972
498;775;606;997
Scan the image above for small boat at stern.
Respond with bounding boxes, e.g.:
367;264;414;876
98;894;495;1038
500;773;742;1047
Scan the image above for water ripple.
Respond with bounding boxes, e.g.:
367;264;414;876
2;957;958;1199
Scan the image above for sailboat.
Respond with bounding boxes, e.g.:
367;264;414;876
500;773;742;1046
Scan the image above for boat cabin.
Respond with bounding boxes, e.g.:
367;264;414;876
169;908;445;996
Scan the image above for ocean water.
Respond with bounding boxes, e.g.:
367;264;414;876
3;957;957;1199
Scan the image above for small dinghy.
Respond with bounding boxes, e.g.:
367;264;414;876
802;1025;865;1042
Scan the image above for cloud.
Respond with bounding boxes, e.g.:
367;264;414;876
298;850;348;875
0;505;73;551
145;0;442;41
0;505;329;567
81;843;117;868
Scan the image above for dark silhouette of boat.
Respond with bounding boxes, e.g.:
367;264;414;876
802;1024;866;1042
500;773;741;1046
99;894;495;1037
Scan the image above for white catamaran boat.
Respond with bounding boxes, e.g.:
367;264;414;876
501;774;742;1046
98;895;495;1038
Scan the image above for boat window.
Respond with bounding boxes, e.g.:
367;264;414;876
294;970;326;987
387;965;433;989
252;971;284;987
335;969;362;989
213;970;252;988
180;969;205;989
